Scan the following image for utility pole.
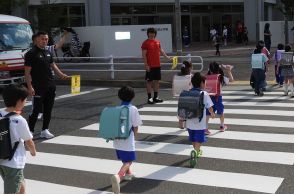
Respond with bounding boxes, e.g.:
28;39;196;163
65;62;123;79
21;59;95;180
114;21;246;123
175;0;182;57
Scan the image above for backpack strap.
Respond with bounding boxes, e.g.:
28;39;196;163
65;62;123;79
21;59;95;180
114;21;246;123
2;112;19;161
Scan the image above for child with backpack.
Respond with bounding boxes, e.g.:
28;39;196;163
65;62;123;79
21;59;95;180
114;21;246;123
205;62;234;135
111;86;142;194
0;84;36;194
274;43;285;87
184;72;215;167
279;45;294;97
172;60;193;129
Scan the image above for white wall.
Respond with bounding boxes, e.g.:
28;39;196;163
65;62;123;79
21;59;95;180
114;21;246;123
72;24;172;57
258;21;294;48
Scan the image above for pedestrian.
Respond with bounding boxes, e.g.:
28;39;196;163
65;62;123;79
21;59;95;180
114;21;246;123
205;62;234;135
185;72;215;167
111;86;143;194
279;45;294;97
214;34;221;56
182;26;190;47
31;30;69;120
210;27;217;42
0;84;37;194
264;23;272;51
174;60;193;129
141;27;172;104
222;26;228;46
243;26;249;45
251;42;269;96
24;31;70;139
274;43;285;87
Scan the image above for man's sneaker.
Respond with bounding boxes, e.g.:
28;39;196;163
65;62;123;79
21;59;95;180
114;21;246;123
147;98;154;104
123;173;135;181
40;129;54;139
220;125;227;132
153;97;163;103
111;174;120;194
204;129;211;135
38;113;43;120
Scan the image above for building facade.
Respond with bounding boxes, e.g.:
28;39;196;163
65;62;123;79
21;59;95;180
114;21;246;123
23;0;283;43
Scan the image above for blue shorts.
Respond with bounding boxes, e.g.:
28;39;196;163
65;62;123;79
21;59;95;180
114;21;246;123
206;95;224;115
116;150;136;163
187;129;207;143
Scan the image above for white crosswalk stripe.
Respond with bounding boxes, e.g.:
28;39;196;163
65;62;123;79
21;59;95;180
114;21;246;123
2;89;293;194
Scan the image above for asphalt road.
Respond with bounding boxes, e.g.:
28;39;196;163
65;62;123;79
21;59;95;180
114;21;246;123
0;84;293;194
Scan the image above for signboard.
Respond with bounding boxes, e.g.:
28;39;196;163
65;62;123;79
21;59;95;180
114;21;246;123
71;75;80;94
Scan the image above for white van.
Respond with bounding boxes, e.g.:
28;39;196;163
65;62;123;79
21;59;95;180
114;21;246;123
0;14;33;86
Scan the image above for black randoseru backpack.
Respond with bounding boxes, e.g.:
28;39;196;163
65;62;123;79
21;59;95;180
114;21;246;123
0;112;19;160
178;89;205;122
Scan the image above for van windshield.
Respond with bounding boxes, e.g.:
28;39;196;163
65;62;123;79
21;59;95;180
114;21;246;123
0;23;33;51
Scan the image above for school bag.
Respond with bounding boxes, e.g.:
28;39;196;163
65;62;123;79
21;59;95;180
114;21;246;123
177;89;204;121
172;74;192;97
99;105;130;142
280;52;293;66
251;54;264;69
0;112;19;160
205;74;221;96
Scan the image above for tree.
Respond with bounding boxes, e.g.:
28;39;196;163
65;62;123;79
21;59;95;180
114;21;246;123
279;0;294;20
0;0;27;15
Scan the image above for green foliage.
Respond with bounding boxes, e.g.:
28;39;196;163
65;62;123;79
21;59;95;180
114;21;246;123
278;0;294;20
0;0;27;15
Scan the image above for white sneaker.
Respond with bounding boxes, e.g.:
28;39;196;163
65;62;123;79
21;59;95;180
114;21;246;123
111;175;120;194
40;129;54;139
38;113;43;120
123;173;135;181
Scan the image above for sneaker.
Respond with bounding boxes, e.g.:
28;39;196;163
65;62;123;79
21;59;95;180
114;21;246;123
153;97;163;103
38;113;43;120
283;91;288;96
40;129;55;139
190;150;197;168
111;174;120;194
147;98;154;104
204;129;211;135
196;149;203;158
123;173;135;181
220;125;227;132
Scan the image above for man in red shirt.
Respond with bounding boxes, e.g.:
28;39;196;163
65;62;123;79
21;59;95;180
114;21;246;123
141;28;171;104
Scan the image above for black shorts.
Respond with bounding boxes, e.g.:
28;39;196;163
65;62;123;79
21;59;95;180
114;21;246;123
145;67;161;81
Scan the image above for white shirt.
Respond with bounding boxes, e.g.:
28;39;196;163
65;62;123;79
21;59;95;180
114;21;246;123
185;91;214;130
223;29;228;36
0;110;32;169
113;105;142;152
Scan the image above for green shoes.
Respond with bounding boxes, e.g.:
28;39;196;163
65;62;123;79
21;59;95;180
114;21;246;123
190;149;202;168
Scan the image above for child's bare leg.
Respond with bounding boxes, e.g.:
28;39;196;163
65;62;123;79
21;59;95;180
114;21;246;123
220;113;225;126
179;119;185;129
192;142;201;151
17;181;25;194
118;162;132;178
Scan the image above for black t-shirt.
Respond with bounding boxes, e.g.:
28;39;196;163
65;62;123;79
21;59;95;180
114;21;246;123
24;46;55;89
264;29;271;43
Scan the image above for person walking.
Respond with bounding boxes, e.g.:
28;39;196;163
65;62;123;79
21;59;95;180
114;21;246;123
141;27;172;104
24;31;70;139
264;23;272;51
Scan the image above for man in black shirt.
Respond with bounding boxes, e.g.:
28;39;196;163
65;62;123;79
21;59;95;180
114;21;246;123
24;31;69;139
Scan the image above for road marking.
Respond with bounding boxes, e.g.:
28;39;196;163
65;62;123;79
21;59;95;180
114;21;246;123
139;107;294;116
0;179;110;194
82;123;294;144
26;152;283;194
44;135;294;165
0;88;109;111
140;115;294;129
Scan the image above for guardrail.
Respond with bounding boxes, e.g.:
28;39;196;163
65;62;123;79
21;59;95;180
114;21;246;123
55;55;203;80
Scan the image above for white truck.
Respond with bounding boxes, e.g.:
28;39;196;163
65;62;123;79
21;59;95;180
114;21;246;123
0;14;33;86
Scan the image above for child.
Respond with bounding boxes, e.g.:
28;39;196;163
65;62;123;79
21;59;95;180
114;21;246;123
185;73;215;167
279;45;294;97
274;43;285;87
173;61;193;129
0;84;36;194
111;86;143;194
205;62;234;135
251;43;269;96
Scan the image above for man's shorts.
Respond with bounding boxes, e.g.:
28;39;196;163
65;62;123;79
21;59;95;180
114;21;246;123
187;129;207;143
206;95;224;115
145;67;161;81
0;165;24;193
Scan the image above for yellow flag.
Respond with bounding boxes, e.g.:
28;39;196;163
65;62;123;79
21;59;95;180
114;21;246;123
171;56;178;70
71;75;80;94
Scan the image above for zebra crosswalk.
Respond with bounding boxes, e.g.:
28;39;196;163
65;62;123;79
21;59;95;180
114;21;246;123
1;88;293;194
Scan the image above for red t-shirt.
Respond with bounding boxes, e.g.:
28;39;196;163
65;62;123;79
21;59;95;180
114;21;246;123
141;39;161;68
